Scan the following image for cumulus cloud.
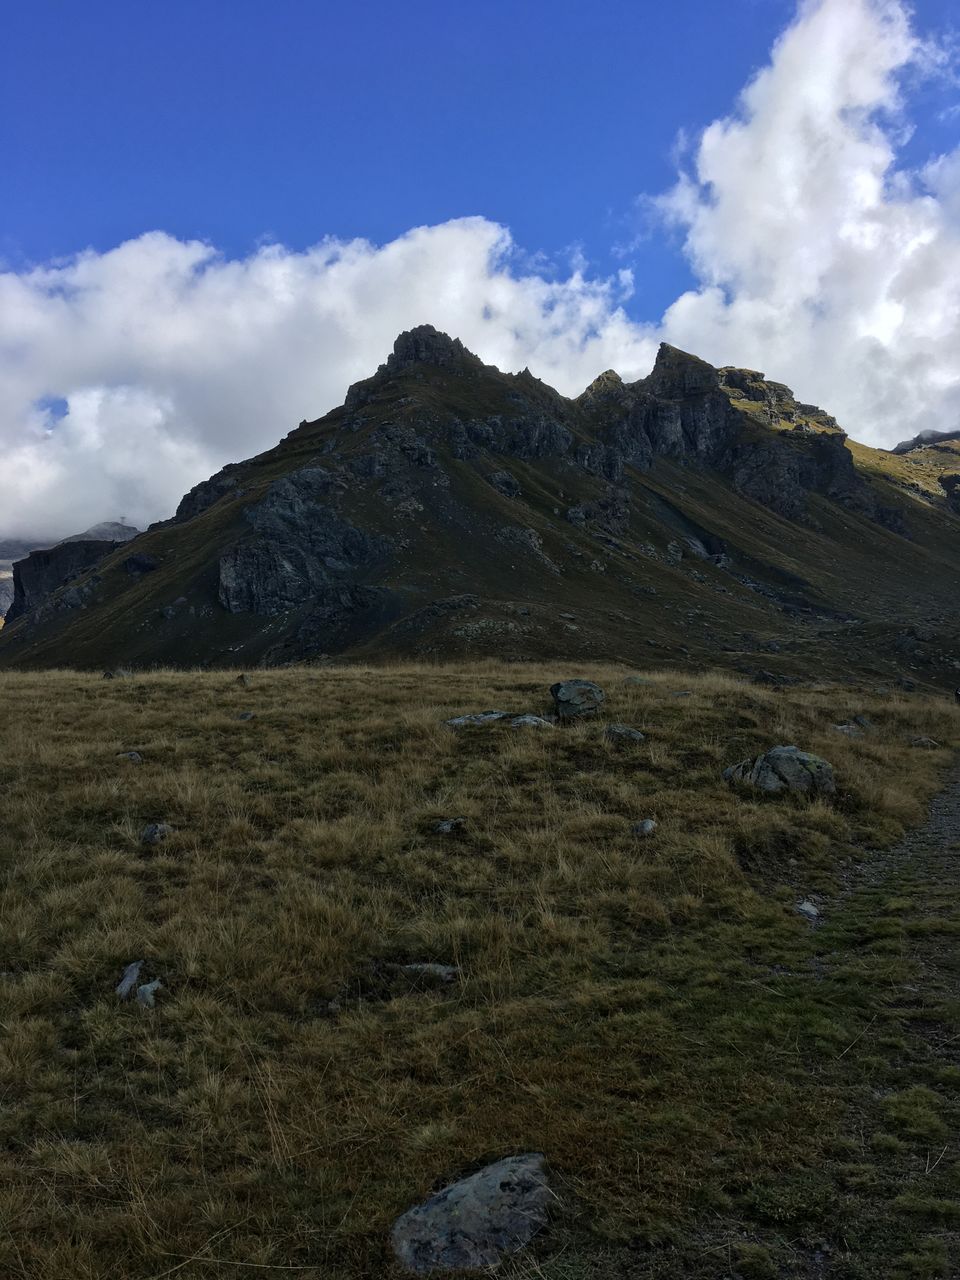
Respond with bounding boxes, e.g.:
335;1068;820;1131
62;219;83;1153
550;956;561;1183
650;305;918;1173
0;222;655;540
2;0;959;541
658;0;960;446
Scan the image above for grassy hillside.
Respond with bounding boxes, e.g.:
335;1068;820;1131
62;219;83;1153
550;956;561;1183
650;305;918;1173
2;664;960;1278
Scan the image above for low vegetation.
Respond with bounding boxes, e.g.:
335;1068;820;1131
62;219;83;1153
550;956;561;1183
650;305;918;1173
1;663;959;1278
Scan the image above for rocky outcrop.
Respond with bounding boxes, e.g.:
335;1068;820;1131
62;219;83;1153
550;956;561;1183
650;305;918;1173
6;539;118;623
174;464;244;523
217;466;391;622
940;473;960;514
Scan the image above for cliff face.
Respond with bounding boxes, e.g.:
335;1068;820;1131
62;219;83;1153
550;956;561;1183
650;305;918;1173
6;540;120;623
1;328;958;685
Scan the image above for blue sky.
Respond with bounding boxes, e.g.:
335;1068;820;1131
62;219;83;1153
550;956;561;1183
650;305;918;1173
1;0;959;539
7;0;948;314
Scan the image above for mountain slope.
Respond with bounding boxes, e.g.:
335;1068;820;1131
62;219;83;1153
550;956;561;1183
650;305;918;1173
1;327;958;683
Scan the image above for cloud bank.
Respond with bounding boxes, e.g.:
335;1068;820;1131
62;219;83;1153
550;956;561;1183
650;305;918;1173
1;0;959;540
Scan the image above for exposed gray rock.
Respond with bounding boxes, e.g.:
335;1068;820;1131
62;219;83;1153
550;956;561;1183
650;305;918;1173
237;711;255;721
511;714;555;730
117;751;143;764
115;960;143;999
434;818;467;835
6;538;117;623
486;470;521;499
910;736;941;749
445;711;514;729
391;1152;550;1274
632;819;657;837
795;900;821;921
831;723;863;738
605;724;646;744
550;679;605;720
399;963;460;984
723;745;836;797
136;979;162;1008
140;823;173;846
624;676;653;686
217;466;391;620
123;553;158;576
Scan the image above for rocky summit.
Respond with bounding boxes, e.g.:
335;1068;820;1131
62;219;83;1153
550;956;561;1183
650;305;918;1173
1;326;959;682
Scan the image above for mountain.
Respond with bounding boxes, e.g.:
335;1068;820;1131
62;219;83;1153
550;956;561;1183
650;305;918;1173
1;326;958;683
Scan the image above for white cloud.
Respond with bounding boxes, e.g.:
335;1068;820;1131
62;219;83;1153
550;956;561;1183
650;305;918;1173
1;0;959;542
0;222;656;540
658;0;960;446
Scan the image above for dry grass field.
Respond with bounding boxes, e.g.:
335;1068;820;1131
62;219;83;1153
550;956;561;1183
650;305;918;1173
1;663;959;1279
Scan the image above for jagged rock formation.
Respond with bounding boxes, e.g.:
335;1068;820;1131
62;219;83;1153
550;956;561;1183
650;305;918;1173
1;328;959;683
6;540;120;623
1;524;138;625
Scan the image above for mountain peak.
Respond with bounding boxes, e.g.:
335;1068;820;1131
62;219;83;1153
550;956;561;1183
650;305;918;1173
344;325;488;410
383;325;485;375
641;343;720;397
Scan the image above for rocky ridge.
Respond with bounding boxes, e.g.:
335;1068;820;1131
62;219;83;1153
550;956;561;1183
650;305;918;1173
1;327;958;681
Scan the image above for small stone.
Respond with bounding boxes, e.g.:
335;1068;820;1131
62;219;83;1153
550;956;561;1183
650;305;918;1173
852;714;874;730
391;1152;550;1274
399;963;460;984
136;979;162;1008
237;711;255;721
796;900;820;921
117;751;143;764
670;690;693;698
831;723;863;737
605;724;646;745
632;819;658;837
910;736;940;749
140;823;173;846
445;711;513;729
115;960;143;999
623;676;653;686
550;679;605;721
510;714;555;730
435;818;467;835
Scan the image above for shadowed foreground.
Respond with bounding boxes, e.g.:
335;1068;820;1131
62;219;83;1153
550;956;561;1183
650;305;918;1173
2;663;959;1279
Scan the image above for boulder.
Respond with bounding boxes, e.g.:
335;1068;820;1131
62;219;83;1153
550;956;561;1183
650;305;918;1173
723;745;836;797
910;736;940;749
632;819;657;837
117;750;143;764
550;679;605;721
391;1152;550;1274
795;900;821;921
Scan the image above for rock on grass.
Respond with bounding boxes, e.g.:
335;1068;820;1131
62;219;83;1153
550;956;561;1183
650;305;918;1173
723;745;836;797
391;1153;550;1274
